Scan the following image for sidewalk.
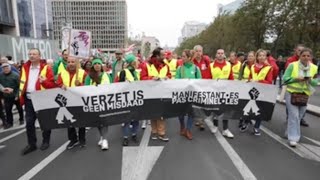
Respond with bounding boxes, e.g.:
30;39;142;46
277;96;320;117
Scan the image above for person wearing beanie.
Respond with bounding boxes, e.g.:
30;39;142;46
117;54;140;146
84;58;111;150
175;50;202;140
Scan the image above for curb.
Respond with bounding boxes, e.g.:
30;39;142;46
277;98;320;117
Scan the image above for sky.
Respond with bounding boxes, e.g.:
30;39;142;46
127;0;235;47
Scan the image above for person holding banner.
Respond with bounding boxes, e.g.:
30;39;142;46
240;49;273;135
117;54;141;146
229;52;242;80
84;58;111;150
175;50;202;140
140;47;171;141
238;51;255;81
20;48;56;155
283;48;318;147
56;56;88;149
210;49;234;138
192;45;211;131
164;50;181;79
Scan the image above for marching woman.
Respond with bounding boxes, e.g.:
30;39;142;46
84;58;111;150
238;51;255;81
240;49;273;135
175;50;202;140
117;54;141;146
283;48;318;147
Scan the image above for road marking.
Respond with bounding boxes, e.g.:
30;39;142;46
122;125;164;180
0;125;25;134
260;126;320;162
18;141;69;180
0;145;5;149
204;118;257;180
304;136;320;146
0;129;26;144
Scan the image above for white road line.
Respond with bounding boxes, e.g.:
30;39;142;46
260;126;320;162
0;129;26;144
304;136;320;146
0;145;5;149
204;118;257;180
18;141;69;180
0;125;24;134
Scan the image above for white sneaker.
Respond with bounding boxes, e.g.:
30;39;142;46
211;126;218;134
289;141;297;147
101;139;109;150
141;120;147;129
222;129;234;138
98;138;103;146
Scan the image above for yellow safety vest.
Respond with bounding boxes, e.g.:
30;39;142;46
61;69;85;87
232;61;241;79
242;65;251;80
146;63;168;78
251;65;271;81
210;61;231;80
164;59;177;79
19;65;48;98
117;69;140;82
90;72;111;85
286;61;318;96
57;61;67;75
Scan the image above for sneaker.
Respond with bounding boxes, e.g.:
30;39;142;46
123;138;129;146
158;135;169;142
98;138;103;146
131;135;139;143
79;141;86;148
151;133;158;140
211;126;218;134
222;129;234;139
195;121;200;126
21;145;37;155
66;141;79;150
101;139;109;150
141;120;147;129
253;128;261;136
199;124;205;131
289;141;297;147
40;143;50;151
240;124;249;132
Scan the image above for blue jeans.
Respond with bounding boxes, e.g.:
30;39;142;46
179;115;193;130
285;92;307;142
123;121;139;138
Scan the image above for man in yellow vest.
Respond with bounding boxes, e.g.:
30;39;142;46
140;47;171;141
229;51;242;80
20;48;56;155
164;51;181;79
210;49;234;138
56;56;87;149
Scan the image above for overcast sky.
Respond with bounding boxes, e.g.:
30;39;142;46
126;0;235;47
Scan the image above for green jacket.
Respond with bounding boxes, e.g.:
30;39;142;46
175;63;202;79
283;63;318;86
111;59;125;82
53;57;67;76
84;72;112;85
0;72;19;98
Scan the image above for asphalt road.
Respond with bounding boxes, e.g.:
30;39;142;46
1;103;320;180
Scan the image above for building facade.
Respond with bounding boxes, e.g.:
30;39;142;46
217;0;245;15
178;21;207;45
52;0;128;52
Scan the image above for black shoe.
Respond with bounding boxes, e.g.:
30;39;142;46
240;124;249;132
131;135;139;143
123;138;129;146
21;145;37;155
66;141;79;150
300;119;309;127
40;143;50;151
19;121;24;125
79;141;86;148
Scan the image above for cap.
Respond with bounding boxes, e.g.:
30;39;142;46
1;63;10;68
125;54;136;64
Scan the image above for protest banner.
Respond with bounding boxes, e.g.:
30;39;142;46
30;80;277;130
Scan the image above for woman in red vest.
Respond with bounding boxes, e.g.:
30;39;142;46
240;49;273;136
